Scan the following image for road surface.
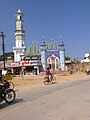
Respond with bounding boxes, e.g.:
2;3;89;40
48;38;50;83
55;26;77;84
0;77;90;120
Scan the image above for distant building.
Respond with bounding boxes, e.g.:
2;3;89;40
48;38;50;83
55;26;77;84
81;53;90;63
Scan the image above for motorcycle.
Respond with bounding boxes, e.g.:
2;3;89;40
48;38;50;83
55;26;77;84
3;79;14;89
43;73;56;85
0;81;16;103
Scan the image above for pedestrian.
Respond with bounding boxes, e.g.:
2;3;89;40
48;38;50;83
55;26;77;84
0;72;2;83
20;69;24;80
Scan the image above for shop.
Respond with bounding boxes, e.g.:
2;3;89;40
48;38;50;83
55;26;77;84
10;54;42;75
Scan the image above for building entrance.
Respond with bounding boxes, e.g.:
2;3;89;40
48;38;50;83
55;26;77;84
47;54;60;71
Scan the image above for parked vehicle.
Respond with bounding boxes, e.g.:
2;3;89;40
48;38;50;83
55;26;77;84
85;69;90;75
43;73;56;85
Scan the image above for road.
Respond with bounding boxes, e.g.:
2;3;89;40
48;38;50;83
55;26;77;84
0;77;90;120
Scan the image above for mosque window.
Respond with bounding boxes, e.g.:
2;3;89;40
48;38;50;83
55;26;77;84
48;59;50;63
20;16;22;20
31;57;38;60
21;24;23;29
56;59;58;62
23;57;30;61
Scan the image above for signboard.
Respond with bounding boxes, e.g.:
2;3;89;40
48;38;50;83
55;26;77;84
21;61;38;66
21;66;26;69
11;63;19;67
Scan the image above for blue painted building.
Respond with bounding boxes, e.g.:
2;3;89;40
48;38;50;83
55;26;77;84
40;41;65;71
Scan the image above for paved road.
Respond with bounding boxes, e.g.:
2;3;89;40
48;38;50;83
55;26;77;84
0;77;90;120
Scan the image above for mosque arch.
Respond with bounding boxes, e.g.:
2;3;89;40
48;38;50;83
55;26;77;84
47;54;60;71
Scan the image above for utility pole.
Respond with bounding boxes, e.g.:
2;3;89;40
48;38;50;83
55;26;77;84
0;32;5;70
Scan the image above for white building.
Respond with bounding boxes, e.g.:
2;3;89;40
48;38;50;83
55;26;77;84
13;9;26;62
81;53;90;63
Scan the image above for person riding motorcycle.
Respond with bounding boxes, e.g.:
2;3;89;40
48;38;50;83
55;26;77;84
45;67;51;81
0;73;3;96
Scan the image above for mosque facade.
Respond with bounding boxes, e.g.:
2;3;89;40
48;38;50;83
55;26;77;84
12;9;65;74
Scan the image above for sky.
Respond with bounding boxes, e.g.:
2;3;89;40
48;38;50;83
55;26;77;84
0;0;90;60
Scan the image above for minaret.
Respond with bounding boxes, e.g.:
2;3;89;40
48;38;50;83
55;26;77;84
40;37;46;71
33;41;37;54
13;9;26;62
58;41;65;71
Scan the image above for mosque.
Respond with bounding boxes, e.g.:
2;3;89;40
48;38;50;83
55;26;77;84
11;9;65;75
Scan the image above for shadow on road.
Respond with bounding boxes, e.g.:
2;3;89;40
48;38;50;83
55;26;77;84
44;81;58;85
0;98;25;109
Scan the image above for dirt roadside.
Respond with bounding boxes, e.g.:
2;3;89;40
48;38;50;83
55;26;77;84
13;72;90;90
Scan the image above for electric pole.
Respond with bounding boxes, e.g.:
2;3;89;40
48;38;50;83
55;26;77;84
0;32;5;70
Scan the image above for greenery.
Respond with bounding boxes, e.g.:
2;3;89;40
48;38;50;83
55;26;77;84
0;52;14;61
65;56;71;61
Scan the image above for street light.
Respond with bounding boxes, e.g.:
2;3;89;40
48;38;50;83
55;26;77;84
0;32;5;70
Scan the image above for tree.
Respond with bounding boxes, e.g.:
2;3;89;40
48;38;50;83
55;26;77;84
65;56;71;61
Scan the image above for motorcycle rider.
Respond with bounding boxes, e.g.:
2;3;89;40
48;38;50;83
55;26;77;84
0;73;3;96
45;67;51;81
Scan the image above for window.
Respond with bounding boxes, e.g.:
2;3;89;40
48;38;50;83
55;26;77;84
31;57;38;60
23;57;30;61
